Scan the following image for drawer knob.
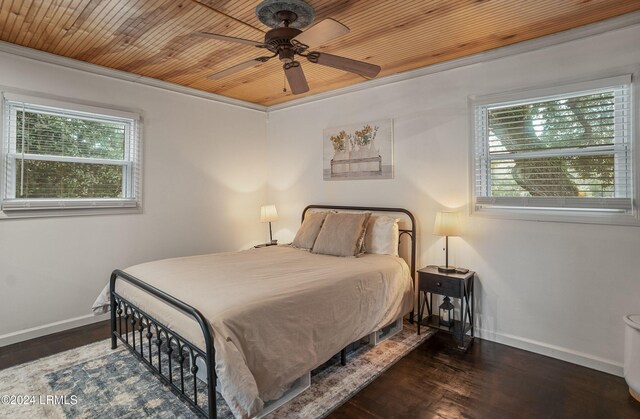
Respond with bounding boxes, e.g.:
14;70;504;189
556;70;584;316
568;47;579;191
437;282;442;287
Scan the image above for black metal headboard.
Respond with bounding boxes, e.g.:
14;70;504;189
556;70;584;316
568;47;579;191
302;204;417;323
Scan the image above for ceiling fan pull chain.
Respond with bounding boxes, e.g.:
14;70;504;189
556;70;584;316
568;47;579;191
283;72;287;93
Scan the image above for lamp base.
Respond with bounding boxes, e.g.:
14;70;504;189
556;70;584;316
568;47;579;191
438;265;456;273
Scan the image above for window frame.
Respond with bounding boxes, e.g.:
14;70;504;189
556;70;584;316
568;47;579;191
469;73;639;226
0;91;143;219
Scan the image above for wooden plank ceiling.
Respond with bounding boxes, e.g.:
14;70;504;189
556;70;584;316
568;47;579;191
0;0;638;106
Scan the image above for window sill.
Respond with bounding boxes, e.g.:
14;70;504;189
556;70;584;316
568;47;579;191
0;206;142;220
472;206;640;226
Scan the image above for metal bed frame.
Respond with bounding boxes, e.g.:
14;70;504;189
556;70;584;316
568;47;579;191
110;205;416;418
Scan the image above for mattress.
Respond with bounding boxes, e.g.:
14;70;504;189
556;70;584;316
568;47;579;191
93;245;413;418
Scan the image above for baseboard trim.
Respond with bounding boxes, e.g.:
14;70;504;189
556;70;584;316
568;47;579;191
476;328;623;377
0;313;109;347
0;315;625;377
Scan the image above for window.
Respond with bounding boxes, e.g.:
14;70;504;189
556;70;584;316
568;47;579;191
472;75;636;224
1;93;141;215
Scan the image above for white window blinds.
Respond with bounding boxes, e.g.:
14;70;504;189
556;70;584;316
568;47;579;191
1;94;141;211
473;75;633;213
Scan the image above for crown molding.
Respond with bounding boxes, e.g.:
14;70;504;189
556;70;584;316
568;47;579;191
267;10;640;112
0;10;638;114
0;41;267;113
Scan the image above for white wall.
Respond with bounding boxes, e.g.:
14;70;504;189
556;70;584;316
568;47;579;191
0;52;267;344
266;24;640;375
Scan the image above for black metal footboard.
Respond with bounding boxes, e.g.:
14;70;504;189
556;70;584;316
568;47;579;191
110;269;217;418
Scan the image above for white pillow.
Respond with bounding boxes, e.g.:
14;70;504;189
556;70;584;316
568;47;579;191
364;215;399;256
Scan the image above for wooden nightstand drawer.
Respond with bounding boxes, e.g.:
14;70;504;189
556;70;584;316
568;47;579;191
423;274;462;298
420;272;462;298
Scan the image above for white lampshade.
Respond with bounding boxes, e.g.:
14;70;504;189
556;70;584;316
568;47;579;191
260;204;279;223
433;211;461;237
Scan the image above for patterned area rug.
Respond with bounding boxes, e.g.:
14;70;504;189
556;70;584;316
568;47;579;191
0;322;434;418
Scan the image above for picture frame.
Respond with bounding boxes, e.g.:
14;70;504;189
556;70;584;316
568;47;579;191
323;119;393;181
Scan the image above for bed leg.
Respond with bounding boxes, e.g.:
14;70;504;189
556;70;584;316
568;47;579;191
341;348;347;366
110;272;117;349
206;328;218;419
110;313;117;349
207;343;217;418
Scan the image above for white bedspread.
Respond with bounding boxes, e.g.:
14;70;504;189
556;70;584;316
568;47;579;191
93;246;413;418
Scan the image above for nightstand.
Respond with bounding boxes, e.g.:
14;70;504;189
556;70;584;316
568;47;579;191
417;266;475;350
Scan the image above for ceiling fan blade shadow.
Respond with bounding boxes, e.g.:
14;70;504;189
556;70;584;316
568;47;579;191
284;62;309;95
291;18;349;49
208;57;270;80
193;32;264;47
307;52;381;78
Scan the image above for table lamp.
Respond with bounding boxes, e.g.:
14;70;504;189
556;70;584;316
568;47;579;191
260;204;279;244
433;211;461;273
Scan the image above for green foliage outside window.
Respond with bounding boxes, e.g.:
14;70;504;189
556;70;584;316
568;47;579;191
13;111;126;199
488;92;616;198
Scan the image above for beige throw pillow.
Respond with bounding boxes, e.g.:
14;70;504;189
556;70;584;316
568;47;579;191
292;211;329;250
312;212;371;257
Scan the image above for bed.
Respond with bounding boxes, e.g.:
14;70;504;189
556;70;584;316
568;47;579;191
95;205;417;418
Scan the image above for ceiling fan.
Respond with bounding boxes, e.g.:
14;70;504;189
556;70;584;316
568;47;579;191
193;0;382;95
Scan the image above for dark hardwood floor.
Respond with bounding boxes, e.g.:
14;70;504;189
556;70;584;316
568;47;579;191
332;333;640;419
1;323;639;418
0;320;110;370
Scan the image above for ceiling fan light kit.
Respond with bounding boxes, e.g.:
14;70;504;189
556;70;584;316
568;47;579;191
194;0;381;95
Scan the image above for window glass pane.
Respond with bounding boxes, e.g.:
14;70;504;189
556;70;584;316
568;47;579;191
487;92;615;155
14;160;123;199
490;155;615;198
484;90;625;200
15;110;126;160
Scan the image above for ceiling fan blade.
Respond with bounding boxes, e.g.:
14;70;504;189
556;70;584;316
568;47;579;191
207;57;270;80
193;32;264;47
284;62;309;95
291;18;350;48
307;52;381;78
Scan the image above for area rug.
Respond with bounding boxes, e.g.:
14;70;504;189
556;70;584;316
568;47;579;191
0;322;434;418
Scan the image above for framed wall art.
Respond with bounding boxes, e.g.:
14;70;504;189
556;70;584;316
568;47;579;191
323;119;393;181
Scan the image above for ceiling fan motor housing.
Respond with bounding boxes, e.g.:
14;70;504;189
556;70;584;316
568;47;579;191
264;27;303;62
